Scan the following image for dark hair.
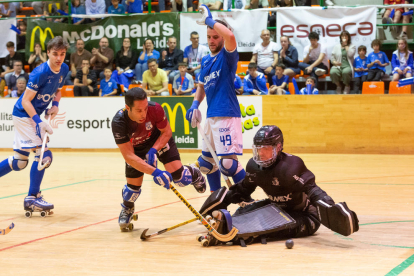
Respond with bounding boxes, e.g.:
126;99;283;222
307;76;317;83
275;63;286;70
340;30;351;46
144;38;154;46
76;39;84;44
6;41;14;48
147;58;157;65
371;39;382;48
13;60;22;66
104;68;112;72
19;20;27;27
308;32;319;41
207;19;228;30
82;59;90;64
168;36;177;42
47;36;69;52
280;35;291;46
248;62;258;69
190;31;199;37
178;62;187;67
358;45;367;52
125;87;147;108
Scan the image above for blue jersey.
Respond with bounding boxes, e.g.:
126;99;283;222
353;56;368;78
100;78;117;96
272;74;289;87
368;51;389;72
13;61;69;118
108;4;125;14
198;47;240;118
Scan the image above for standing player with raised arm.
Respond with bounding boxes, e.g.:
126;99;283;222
111;88;206;231
0;37;69;216
186;5;246;192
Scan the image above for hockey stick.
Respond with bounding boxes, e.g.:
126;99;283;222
38;117;51;171
141;217;197;240
0;223;15;235
196;122;232;188
169;182;238;242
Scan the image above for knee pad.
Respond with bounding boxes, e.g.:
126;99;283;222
8;149;30;171
197;153;218;175
219;157;245;184
122;184;141;203
34;148;53;169
171;166;192;187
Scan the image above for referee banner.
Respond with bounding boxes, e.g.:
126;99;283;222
276;6;377;60
180;10;268;52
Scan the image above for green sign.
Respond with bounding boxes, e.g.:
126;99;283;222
26;13;180;59
150;97;197;149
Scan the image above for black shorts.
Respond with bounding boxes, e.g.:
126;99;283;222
125;137;181;179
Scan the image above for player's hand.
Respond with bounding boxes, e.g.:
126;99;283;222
197;4;215;28
32;114;53;139
146;147;158;168
46;103;59;120
162;50;167;59
82;66;89;75
186;100;201;127
397;68;403;74
305;66;313;74
403;68;409;74
152;168;172;190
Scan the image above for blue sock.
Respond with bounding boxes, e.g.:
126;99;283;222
28;160;45;196
0;158;12;177
232;168;246;185
207;170;222;192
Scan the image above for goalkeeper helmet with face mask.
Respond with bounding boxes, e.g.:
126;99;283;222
253;125;284;167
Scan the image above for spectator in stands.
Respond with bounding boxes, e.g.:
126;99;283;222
251;29;278;85
16;20;27;51
298;32;329;89
382;1;404;36
86;0;106;21
99;68;118;96
173;62;194;95
245;0;269;9
400;1;413;39
172;0;194;12
299;77;319;95
108;0;126;14
269;64;289;95
199;0;223;10
352;45;369;94
41;0;66;20
391;38;413;81
122;0;143;14
243;63;268;95
330;30;356;94
72;0;87;25
183;32;210;81
279;35;299;79
0;3;17;17
74;59;98;96
234;74;243;95
142;58;169;96
28;43;47;71
6;60;29;92
367;39;390;81
159;37;183;84
135;39;160;82
112;37;138;90
6;77;26;98
65;39;92;85
295;0;311;6
1;42;25;85
91;37;114;80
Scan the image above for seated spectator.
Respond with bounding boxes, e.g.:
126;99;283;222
199;0;223;10
142;58;169;96
245;0;269;9
225;0;245;9
86;0;106;21
234;74;243;95
122;0;143;14
299;77;319;95
28;43;47;71
16;21;27;51
295;0;311;6
112;37;138;90
243;63;268;95
183;32;210;82
382;1;404;36
42;1;66;21
352;45;369;94
279;35;299;79
6;77;26;98
65;39;92;85
400;1;413;39
135;39;160;82
1;42;25;85
6;60;29;91
172;0;194;11
173;62;194;95
298;32;329;89
108;0;126;14
72;0;87;25
269;64;289;95
74;59;98;96
367;39;390;81
99;68;118;96
330;30;356;94
251;29;278;85
91;37;114;80
159;37;183;84
391;38;413;81
0;3;17;17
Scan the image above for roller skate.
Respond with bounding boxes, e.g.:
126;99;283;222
119;204;138;232
24;192;54;218
196;210;233;247
189;164;206;193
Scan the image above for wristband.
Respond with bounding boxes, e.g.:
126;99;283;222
52;101;59;107
151;168;161;176
190;100;200;109
205;18;217;29
32;114;42;124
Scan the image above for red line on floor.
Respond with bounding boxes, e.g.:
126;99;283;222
0;195;207;252
0;217;18;222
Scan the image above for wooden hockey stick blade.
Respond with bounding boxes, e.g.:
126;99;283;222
140;217;198;241
0;223;15;235
211;226;238;242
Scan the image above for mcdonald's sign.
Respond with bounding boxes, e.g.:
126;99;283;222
151;97;197;149
30;26;55;52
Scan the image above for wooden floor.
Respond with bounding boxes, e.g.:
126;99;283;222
0;151;414;276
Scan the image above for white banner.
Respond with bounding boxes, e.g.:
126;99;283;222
276;7;377;60
180;10;268;52
0;96;262;150
1;19;17;58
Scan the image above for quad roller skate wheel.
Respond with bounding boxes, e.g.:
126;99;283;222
128;223;134;231
197;234;206;242
201;239;209;247
210;219;217;228
25;211;32;218
132;214;138;221
205;215;212;222
40;211;47;218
